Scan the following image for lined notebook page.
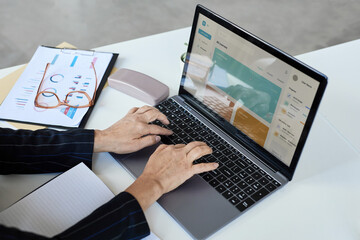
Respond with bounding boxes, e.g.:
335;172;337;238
0;163;115;237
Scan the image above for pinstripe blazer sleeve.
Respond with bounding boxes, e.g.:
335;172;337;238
0;127;94;174
0;128;151;239
55;192;150;240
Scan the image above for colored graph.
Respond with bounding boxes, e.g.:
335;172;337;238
61;106;77;119
15;98;28;109
41;88;57;97
70;56;78;67
50;74;64;83
51;54;59;65
22;86;36;96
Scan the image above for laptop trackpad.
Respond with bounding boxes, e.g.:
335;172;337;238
111;144;239;239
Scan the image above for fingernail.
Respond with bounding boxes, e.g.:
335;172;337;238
213;163;219;168
155;136;161;142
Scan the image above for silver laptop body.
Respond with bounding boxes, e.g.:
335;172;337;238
112;5;327;239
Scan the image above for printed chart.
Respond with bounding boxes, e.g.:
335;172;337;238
0;46;115;127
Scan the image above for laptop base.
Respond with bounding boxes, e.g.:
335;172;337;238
111;144;239;239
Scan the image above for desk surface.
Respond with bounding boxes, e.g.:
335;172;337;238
1;27;360;240
297;39;360;154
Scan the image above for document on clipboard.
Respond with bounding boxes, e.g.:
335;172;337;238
0;46;118;128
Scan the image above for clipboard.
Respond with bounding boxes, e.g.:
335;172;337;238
0;45;118;129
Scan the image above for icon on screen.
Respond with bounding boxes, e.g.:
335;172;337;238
202;21;206;26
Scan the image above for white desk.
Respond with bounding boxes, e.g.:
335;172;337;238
297;39;360;154
1;27;360;240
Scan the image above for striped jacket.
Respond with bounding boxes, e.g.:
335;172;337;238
0;128;150;239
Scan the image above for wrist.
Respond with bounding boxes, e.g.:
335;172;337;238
126;174;164;211
93;129;107;153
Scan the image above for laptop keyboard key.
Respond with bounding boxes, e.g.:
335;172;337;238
189;132;198;138
218;156;228;163
173;118;182;125
244;186;255;195
245;166;255;174
265;183;276;192
216;144;227;151
252;163;259;170
168;114;177;120
215;184;226;193
156;104;165;111
230;186;241;194
167;123;177;130
229;196;241;206
174;138;184;144
225;161;235;168
220;148;230;155
204;135;214;142
223;179;234;188
252;172;262;180
188;121;197;127
245;158;252;164
251;188;269;201
202;174;212;181
183;117;192;123
178;122;187;129
184;136;193;143
194;136;204;141
216;174;227;182
207;155;217;162
172;127;183;134
178;132;187;139
259;169;266;176
238;171;249;179
236;198;255;212
229;154;238;161
244;176;255;184
273;180;281;187
209;169;221;177
183;127;193;133
236;160;247;169
222;190;233;200
236;191;246;201
231;175;241;183
238;181;248;189
231;166;241;173
192;126;202;132
259;177;269;185
219;167;232;178
196;156;208;163
265;175;274;181
209;179;220;187
212;150;223;158
199;130;208;136
252;182;261;191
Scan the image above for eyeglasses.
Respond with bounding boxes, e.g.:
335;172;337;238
34;62;98;109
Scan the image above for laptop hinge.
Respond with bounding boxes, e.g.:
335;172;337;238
275;171;288;184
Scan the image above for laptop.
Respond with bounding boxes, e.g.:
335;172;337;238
111;4;327;239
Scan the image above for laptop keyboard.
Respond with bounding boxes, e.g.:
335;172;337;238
153;98;281;212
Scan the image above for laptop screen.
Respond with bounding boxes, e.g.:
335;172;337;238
181;11;323;168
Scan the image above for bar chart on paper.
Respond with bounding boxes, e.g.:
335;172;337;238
0;46;116;128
